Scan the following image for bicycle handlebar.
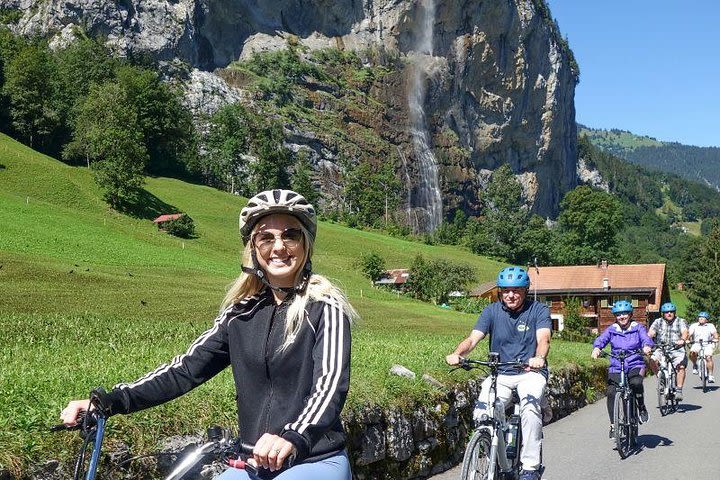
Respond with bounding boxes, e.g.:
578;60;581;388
451;356;527;373
598;348;644;360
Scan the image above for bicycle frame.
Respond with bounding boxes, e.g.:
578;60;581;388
655;344;680;415
52;390;261;480
455;355;526;480
600;349;641;459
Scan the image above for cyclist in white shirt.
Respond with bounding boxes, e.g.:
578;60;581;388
688;311;719;383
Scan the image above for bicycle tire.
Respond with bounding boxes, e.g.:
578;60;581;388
701;358;708;393
613;393;630;459
460;429;493;480
657;371;667;415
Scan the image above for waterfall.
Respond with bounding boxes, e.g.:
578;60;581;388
407;0;442;233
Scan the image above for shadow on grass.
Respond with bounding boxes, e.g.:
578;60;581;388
117;189;179;221
0;163;6;170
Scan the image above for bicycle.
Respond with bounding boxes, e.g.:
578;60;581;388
692;339;715;392
654;343;683;416
51;388;284;480
453;353;542;480
598;349;643;459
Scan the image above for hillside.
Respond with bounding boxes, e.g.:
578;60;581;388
579;125;720;189
0;132;517;473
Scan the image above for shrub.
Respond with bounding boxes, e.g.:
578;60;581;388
450;296;490;314
163;214;195;238
358;251;385;282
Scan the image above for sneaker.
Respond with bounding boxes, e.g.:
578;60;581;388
519;470;540;480
692;367;699;375
675;389;683;401
639;407;649;423
709;375;716;383
609;425;615;438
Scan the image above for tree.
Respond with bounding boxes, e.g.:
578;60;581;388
114;65;195;176
466;164;529;260
358;252;385;282
687;221;720;321
513;215;558;266
405;254;476;304
3;43;60;150
555;186;623;265
64;82;148;208
291;153;320;206
249;121;294;194
52;36;119;151
344;158;402;227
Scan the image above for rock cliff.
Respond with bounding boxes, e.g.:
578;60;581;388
1;0;578;221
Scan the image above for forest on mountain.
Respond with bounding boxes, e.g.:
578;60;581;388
579;125;720;190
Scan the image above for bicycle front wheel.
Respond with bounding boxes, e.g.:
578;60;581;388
701;359;708;392
613;393;630;459
461;429;493;480
657;371;667;415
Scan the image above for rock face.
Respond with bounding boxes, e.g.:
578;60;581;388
1;0;578;219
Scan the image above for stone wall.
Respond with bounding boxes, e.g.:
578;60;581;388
344;363;607;479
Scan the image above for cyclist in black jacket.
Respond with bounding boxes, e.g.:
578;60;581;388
60;189;358;480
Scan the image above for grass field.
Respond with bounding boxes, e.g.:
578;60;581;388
0;133;594;474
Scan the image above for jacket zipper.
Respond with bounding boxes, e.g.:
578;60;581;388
262;303;277;433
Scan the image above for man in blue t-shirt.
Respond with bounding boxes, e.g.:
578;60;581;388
446;267;552;480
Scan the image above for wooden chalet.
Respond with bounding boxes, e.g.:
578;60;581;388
526;262;670;332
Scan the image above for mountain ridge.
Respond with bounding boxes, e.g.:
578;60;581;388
579;124;720;190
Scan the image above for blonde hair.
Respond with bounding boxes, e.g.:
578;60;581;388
221;222;358;350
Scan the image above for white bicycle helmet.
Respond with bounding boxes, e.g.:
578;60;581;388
239;189;317;243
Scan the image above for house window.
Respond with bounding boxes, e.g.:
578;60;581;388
601;298;609;308
632;298;639;307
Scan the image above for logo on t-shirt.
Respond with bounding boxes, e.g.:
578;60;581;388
517;323;529;332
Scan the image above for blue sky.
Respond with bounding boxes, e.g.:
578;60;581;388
546;1;720;147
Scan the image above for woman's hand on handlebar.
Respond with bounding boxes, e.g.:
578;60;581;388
445;354;463;366
591;347;602;359
642;345;653;355
251;433;297;472
59;399;91;426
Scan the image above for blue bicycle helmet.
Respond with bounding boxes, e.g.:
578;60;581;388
698;311;710;319
660;302;676;313
611;300;633;314
497;266;530;288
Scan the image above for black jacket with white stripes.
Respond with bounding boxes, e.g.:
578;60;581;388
102;288;352;465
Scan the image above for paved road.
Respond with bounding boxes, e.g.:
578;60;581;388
431;369;720;480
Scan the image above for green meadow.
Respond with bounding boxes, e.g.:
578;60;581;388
1;133;592;474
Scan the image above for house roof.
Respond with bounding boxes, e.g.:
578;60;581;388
527;263;668;311
375;268;410;285
469;281;498;297
153;213;184;223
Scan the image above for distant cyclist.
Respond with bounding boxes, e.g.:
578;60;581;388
446;266;551;480
591;300;653;438
648;302;689;401
688;311;718;383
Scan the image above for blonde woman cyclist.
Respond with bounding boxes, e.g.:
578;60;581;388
60;189;358;480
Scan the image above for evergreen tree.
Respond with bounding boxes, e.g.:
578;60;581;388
687;221;720;320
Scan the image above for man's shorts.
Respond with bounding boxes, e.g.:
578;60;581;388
690;342;716;356
652;347;687;368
